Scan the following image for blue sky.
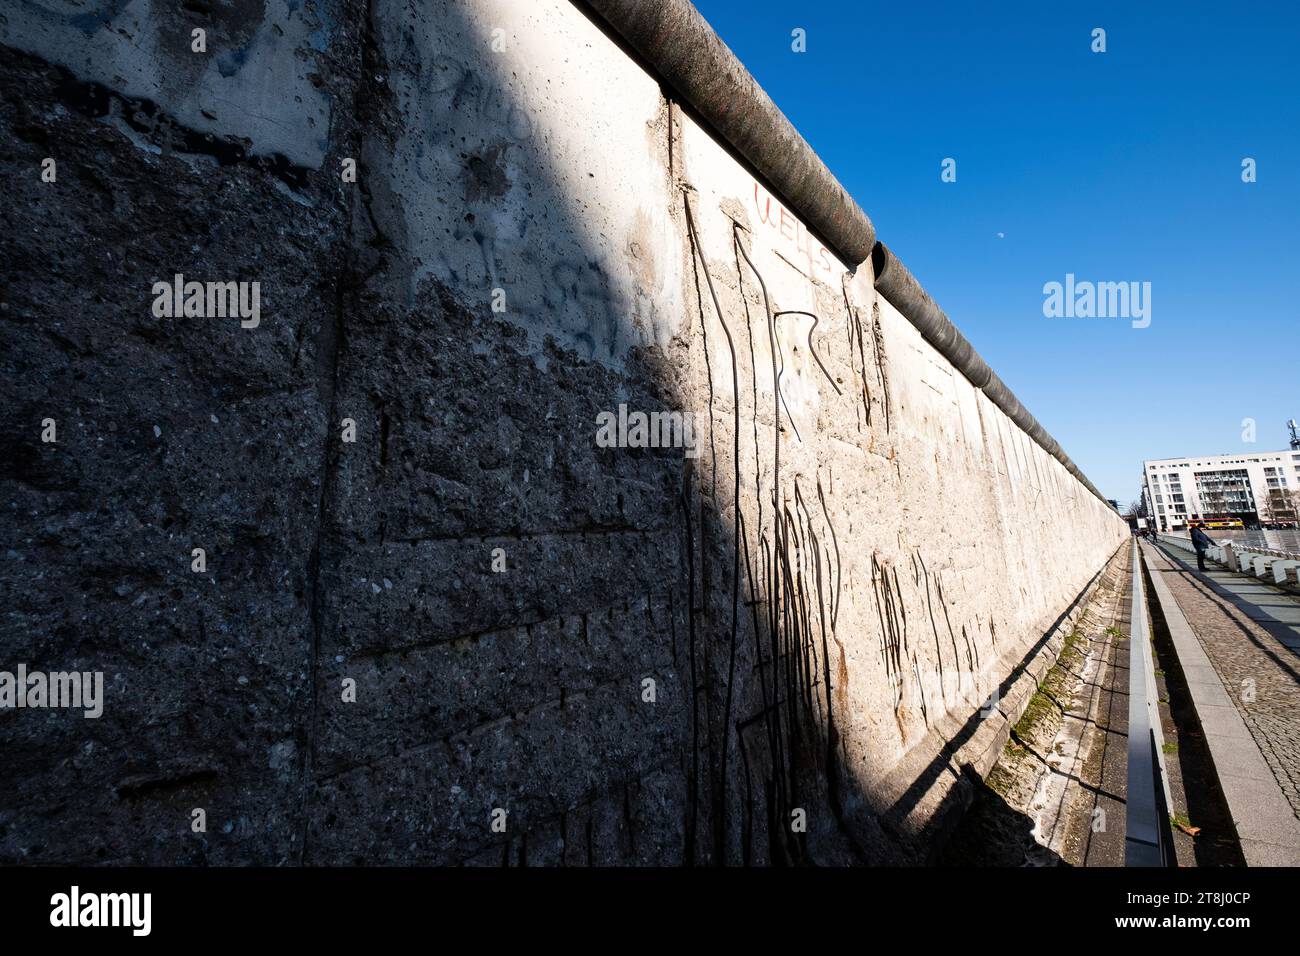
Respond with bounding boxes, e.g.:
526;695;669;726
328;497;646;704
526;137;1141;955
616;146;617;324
693;0;1299;504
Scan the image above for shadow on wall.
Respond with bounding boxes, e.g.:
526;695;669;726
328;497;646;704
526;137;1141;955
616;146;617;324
304;0;897;866
938;765;1067;866
295;0;1123;866
0;0;1106;866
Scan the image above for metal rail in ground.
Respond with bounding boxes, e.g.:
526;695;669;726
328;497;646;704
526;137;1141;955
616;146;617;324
1125;538;1174;866
1157;532;1300;562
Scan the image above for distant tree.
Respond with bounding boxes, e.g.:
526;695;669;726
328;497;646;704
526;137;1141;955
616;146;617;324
1277;488;1300;524
1259;485;1297;525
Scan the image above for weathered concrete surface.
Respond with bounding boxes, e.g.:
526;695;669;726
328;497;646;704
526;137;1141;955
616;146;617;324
5;0;336;168
0;0;365;863
1;0;1127;865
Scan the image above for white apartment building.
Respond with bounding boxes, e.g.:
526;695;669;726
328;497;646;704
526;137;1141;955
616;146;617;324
1142;449;1300;531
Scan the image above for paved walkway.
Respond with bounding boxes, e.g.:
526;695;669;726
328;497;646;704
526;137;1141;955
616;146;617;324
1143;539;1300;864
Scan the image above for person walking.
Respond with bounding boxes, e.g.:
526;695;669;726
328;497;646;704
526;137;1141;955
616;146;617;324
1190;521;1217;572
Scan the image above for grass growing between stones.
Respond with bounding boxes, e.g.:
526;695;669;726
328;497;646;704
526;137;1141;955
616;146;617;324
1012;629;1087;741
986;759;1018;799
1013;691;1056;740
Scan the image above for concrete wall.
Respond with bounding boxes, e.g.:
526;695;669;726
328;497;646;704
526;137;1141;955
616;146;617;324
0;0;1126;865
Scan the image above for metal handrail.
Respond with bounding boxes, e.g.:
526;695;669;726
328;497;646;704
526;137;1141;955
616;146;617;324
1228;545;1300;561
1161;533;1300;562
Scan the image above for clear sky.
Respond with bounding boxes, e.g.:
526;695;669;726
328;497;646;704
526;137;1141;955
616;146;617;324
693;0;1299;505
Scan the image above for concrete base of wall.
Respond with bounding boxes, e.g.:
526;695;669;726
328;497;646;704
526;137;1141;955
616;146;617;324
872;540;1127;861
